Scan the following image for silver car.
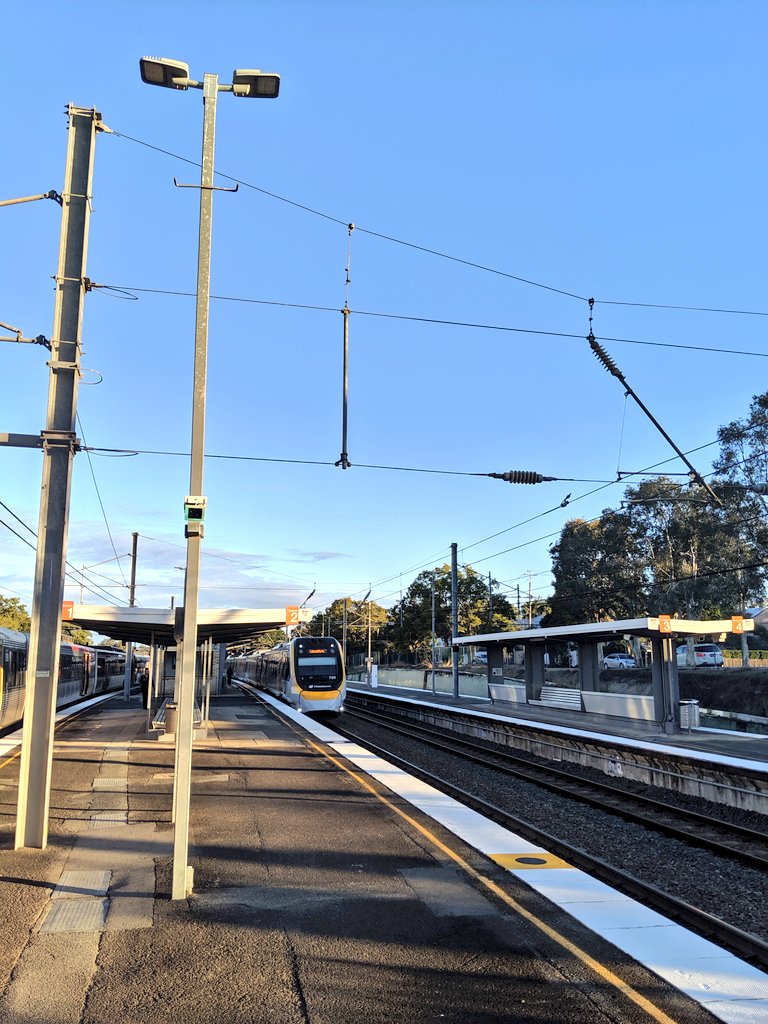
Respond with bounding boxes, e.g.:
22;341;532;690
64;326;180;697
603;652;637;669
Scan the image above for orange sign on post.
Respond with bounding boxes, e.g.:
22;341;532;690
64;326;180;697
732;615;744;633
62;601;74;621
658;614;672;633
285;605;300;626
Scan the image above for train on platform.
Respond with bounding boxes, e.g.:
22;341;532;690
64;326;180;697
230;636;346;715
0;626;128;731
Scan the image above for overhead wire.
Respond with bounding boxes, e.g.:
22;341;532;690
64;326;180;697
94;283;768;360
111;129;768;318
76;415;130;590
0;499;130;606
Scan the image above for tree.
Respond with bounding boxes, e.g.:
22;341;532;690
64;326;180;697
383;565;516;656
61;622;93;646
305;599;388;657
254;629;287;650
0;596;31;632
545;512;644;625
545;475;768;625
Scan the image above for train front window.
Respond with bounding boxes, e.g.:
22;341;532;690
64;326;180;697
295;645;341;689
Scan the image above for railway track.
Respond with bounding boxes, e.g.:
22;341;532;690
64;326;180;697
342;701;768;870
329;698;768;971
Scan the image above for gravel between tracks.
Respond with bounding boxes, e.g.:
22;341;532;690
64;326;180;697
342;712;768;943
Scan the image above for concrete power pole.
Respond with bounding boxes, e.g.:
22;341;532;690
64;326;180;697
451;542;459;699
123;531;138;699
16;106;104;850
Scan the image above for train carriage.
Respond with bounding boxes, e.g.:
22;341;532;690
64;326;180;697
0;628;127;731
230;636;345;715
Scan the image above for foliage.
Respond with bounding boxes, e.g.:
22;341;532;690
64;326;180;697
0;596;31;632
382;565;516;656
253;629;287;650
545;473;768;625
61;622;93;646
304;600;388;655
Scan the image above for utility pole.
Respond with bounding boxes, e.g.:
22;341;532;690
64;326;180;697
123;531;138;700
451;543;459;699
16;106;103;850
431;570;436;693
342;598;348;668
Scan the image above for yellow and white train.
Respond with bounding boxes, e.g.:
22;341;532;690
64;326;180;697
230;636;345;715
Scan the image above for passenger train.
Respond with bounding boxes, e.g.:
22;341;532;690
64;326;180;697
230;636;346;714
0;627;127;731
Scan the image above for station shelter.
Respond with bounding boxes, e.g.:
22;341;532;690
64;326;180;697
66;603;311;735
454;615;752;734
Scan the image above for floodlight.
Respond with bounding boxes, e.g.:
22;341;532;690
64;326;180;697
232;69;280;98
139;56;190;89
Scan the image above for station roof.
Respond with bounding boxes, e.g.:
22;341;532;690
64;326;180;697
67;604;312;647
454;616;753;647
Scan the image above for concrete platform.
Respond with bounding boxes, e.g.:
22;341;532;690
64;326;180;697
0;693;762;1024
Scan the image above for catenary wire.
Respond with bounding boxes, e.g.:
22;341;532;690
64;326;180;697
111;130;768;317
76;415;129;589
95;283;768;360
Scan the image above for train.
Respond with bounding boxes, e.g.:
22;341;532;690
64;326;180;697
229;636;346;714
0;626;128;731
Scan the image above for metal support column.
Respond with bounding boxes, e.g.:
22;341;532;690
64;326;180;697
451;543;459;699
124;530;138;700
15;106;102;850
650;636;680;734
172;72;218;900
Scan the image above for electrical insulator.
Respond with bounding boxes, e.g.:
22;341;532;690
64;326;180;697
492;470;547;484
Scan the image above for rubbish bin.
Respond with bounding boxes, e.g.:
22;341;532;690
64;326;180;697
679;699;700;731
165;701;178;736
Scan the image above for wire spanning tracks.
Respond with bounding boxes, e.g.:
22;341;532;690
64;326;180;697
342;703;768;869
332;704;768;969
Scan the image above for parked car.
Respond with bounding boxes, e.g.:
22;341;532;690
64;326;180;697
676;643;724;668
603;652;637;669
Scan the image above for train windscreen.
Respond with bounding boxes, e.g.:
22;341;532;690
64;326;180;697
294;640;342;691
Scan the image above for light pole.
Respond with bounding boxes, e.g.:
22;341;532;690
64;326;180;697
139;56;279;901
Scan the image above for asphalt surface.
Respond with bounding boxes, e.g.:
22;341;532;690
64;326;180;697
0;692;723;1024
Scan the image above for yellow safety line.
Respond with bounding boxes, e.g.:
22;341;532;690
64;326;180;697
0;751;20;771
299;732;683;1024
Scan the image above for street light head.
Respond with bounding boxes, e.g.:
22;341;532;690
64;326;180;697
232;69;280;98
139;56;190;90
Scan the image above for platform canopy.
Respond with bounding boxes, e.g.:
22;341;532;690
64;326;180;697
65;604;312;647
454;616;753;647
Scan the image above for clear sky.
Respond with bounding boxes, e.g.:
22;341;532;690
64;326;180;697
2;0;767;626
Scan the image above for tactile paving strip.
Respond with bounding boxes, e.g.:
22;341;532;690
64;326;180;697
53;870;111;899
40;898;108;933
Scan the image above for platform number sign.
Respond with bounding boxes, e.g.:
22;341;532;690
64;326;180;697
658;614;672;633
285;605;300;626
62;601;74;621
732;616;744;633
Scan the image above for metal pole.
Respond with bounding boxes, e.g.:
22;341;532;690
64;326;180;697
342;598;348;668
367;599;372;684
124;531;138;700
15;106;101;850
431;571;436;694
451;543;459;699
172;72;218;901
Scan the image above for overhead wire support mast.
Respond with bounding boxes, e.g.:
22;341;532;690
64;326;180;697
335;223;354;469
586;302;720;505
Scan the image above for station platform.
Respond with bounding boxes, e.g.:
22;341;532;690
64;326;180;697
348;681;768;768
0;691;767;1024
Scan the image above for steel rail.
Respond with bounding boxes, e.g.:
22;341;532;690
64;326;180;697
343;700;768;870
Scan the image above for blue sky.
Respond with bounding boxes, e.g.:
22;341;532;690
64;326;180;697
2;0;767;625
